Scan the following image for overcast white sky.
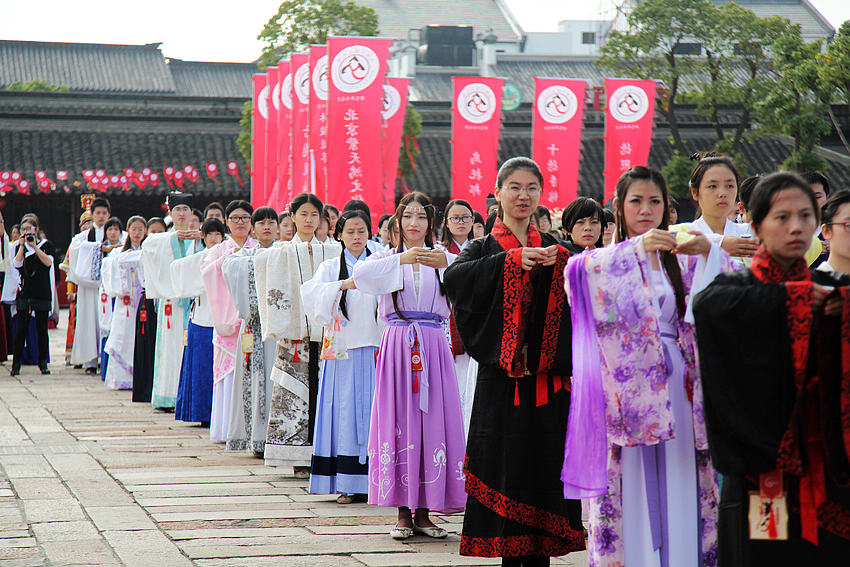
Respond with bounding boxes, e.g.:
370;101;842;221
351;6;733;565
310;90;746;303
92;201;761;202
0;0;847;63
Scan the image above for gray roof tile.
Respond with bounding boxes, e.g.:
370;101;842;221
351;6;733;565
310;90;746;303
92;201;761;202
168;60;257;98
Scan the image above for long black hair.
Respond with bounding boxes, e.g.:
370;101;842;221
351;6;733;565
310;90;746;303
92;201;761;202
439;199;474;247
334;210;372;320
392;192;444;319
614;166;686;319
122;216;147;251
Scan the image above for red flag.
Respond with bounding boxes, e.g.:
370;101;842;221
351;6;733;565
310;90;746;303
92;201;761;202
149;172;160;187
251;73;269;207
604;79;656;201
291;53;311;196
18;179;30;195
163;166;176;187
82;170;94;181
268;60;293;209
532;78;586;207
327;37;391;222
309;45;329;201
451;76;504;212
266;65;280;206
206;163;219;180
57;170;68;181
381;78;409;214
173;170;185;189
227;161;243;187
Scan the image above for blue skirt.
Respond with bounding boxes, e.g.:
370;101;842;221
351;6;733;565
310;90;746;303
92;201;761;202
309;346;377;496
175;322;214;423
100;337;108;381
9;311;47;365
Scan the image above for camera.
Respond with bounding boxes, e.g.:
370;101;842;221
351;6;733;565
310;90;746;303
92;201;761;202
25;233;35;243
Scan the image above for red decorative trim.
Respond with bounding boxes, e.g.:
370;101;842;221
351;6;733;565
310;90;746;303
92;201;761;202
460;533;585;558
818;501;850;541
841;288;850;464
750;245;810;286
499;247;527;376
464;457;586;543
538;245;569;373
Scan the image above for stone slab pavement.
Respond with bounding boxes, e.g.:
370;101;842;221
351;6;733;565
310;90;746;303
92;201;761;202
0;313;588;566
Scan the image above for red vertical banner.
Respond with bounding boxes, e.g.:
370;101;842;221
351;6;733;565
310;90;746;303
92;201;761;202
327;36;391;222
251;74;268;207
451;76;503;212
532;78;586;207
381;77;409;214
309;45;329;201
269;59;292;209
266;65;280;206
291;52;311;196
604;78;656;202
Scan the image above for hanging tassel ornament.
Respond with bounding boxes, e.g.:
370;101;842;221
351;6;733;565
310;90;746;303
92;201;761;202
411;336;422;394
123;295;130;318
101;292;107;314
164;302;172;330
140;305;147;335
292;340;301;363
514;378;520;406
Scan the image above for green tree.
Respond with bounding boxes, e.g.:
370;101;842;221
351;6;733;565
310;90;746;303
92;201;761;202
4;79;69;92
757;26;830;172
818;20;850;154
661;152;694;198
257;0;379;69
598;0;716;156
397;104;422;192
237;101;253;166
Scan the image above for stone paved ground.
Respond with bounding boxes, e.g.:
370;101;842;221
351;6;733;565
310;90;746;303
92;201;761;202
0;315;588;567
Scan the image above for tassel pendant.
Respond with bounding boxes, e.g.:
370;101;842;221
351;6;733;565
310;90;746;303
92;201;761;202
514;379;520;406
167;318;171;330
293;346;300;363
768;504;778;538
413;374;419;393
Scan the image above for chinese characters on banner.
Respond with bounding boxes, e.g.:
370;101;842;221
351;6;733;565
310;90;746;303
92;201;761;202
381;77;409;214
327;36;391;223
250;73;269;207
291;52;311;196
265;65;280;208
532;78;586;207
451;76;503;212
268;59;292;209
309;45;329;201
603;78;656;201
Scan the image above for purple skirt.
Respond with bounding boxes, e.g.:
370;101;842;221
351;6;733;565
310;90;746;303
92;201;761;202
367;313;467;513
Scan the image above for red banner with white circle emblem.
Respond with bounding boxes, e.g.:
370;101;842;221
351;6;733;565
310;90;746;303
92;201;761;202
251;73;268;207
327;36;391;223
532;78;586;208
309;45;329;202
451;76;503;213
381;77;409;214
267;59;292;209
291;52;311;197
604;78;656;202
265;65;280;207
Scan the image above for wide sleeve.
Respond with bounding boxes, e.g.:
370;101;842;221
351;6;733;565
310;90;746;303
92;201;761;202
201;243;242;338
141;233;175;299
100;252;121;296
221;253;252;320
72;238;102;286
693;273;796;475
351;250;403;296
170;250;207;299
300;258;342;329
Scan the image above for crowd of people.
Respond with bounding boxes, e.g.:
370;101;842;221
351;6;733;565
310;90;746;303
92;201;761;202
2;152;849;566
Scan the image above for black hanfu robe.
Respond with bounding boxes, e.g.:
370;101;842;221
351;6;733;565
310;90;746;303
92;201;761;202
132;294;157;403
444;219;585;559
693;247;850;566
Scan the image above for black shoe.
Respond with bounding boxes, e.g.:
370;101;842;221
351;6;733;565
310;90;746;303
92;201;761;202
10;364;20;376
85;367;97;375
38;363;50;375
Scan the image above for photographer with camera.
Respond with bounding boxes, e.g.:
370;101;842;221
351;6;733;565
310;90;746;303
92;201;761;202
11;216;55;376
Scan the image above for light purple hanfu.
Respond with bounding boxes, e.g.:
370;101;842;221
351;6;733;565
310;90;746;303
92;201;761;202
563;234;737;567
352;249;467;514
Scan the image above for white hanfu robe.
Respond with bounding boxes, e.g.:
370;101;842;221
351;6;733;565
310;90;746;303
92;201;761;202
68;225;105;367
256;234;340;468
142;231;200;409
104;248;143;390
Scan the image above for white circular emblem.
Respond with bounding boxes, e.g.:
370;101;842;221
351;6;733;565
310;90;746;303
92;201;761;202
312;55;329;101
608;85;650;123
536;85;579;124
457;83;497;124
281;74;293;110
381;84;401;120
258;85;269;119
331;45;380;93
271;82;281;111
294;63;310;104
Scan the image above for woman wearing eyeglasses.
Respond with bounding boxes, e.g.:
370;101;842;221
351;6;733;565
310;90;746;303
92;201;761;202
439;199;477;435
818;190;850;276
444;157;585;566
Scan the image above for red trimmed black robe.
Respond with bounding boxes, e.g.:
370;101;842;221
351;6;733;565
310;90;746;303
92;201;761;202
444;220;586;558
694;248;850;566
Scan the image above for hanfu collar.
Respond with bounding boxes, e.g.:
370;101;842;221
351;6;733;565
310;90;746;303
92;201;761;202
750;245;810;284
491;217;542;250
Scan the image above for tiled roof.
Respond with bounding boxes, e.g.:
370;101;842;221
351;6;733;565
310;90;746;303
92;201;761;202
0;40;176;94
354;0;522;42
711;0;835;38
168;60;257;98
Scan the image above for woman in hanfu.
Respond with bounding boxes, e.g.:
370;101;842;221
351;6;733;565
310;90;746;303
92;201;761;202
171;219;225;425
97;217;124;381
438;198;477;436
694;173;850;565
563;165;736;567
103;216;146;390
300;210;381;504
221;207;279;453
444;157;585;567
200;200;256;442
256;193;340;473
352;191;466;540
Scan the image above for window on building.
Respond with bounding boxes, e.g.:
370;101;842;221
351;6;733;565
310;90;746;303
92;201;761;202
582;32;596;45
